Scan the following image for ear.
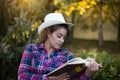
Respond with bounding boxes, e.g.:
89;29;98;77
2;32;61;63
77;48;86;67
47;34;50;37
47;31;51;38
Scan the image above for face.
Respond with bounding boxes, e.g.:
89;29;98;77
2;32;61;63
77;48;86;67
47;26;67;50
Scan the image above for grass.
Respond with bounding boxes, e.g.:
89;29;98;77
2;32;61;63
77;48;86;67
64;39;120;54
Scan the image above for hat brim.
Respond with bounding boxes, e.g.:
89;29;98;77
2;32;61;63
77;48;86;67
38;21;73;35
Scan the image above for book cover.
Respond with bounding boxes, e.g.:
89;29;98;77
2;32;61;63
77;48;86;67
47;57;89;80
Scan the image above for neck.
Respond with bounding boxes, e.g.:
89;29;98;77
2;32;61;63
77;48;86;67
44;40;54;54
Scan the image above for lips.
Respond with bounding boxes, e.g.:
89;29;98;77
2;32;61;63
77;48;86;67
57;44;62;47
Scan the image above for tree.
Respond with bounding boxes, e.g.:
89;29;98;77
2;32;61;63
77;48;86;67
53;0;120;46
0;0;9;40
0;0;56;79
1;0;55;45
98;0;104;46
106;0;120;44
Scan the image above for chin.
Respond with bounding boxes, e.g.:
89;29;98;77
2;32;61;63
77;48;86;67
55;46;61;50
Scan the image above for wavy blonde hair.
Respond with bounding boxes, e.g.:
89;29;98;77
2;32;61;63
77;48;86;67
35;28;50;43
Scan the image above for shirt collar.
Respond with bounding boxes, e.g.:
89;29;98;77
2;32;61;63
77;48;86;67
38;43;45;49
38;43;62;52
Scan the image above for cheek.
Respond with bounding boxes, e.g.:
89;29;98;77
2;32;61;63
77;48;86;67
49;35;58;45
52;34;59;41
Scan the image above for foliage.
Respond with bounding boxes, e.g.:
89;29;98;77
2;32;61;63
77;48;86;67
1;0;55;45
53;0;120;43
0;0;120;80
0;42;24;80
74;49;120;80
54;0;97;16
54;0;120;29
0;0;55;80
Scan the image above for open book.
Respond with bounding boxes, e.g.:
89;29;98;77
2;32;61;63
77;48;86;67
47;57;91;80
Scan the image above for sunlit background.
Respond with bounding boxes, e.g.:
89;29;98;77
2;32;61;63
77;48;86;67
0;0;120;80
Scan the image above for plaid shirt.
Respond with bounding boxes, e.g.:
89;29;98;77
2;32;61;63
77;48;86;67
18;43;90;80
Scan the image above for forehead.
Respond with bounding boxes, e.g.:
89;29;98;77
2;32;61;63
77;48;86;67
53;27;67;34
50;24;68;31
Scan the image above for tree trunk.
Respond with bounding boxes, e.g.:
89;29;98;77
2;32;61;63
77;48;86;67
117;11;120;44
98;0;103;46
0;1;8;40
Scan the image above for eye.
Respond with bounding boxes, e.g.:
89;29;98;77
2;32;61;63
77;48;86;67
57;33;67;40
57;34;62;38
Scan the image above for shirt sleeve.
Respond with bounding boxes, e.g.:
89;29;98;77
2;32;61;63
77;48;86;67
76;73;91;80
67;51;74;60
18;44;48;80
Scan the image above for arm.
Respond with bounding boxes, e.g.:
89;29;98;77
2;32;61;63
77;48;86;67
18;44;48;80
18;71;48;80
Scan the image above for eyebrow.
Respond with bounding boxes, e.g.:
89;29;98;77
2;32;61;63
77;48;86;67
57;32;66;37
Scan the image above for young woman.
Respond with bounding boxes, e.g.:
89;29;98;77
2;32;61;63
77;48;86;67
18;13;101;80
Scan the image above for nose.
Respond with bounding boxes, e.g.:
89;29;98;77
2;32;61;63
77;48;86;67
60;37;64;43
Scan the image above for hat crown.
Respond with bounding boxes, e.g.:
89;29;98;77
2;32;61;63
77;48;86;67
44;13;66;23
38;13;73;35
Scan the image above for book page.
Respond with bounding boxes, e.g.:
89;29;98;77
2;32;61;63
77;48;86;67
67;57;86;65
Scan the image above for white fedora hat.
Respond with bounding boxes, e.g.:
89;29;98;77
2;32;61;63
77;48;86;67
38;13;73;35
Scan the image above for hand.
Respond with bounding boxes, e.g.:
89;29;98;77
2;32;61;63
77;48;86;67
85;60;102;77
48;73;70;80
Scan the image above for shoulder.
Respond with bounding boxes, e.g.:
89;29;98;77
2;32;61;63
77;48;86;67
60;48;74;59
25;44;41;52
60;48;72;54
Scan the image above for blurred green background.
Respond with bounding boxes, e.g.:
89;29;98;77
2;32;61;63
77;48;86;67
0;0;120;80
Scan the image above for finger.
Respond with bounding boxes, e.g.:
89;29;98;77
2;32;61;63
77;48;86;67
93;61;102;70
61;78;70;80
57;73;69;80
60;73;68;76
99;63;103;68
92;61;98;70
90;61;94;69
95;64;99;70
89;61;98;71
62;74;70;78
